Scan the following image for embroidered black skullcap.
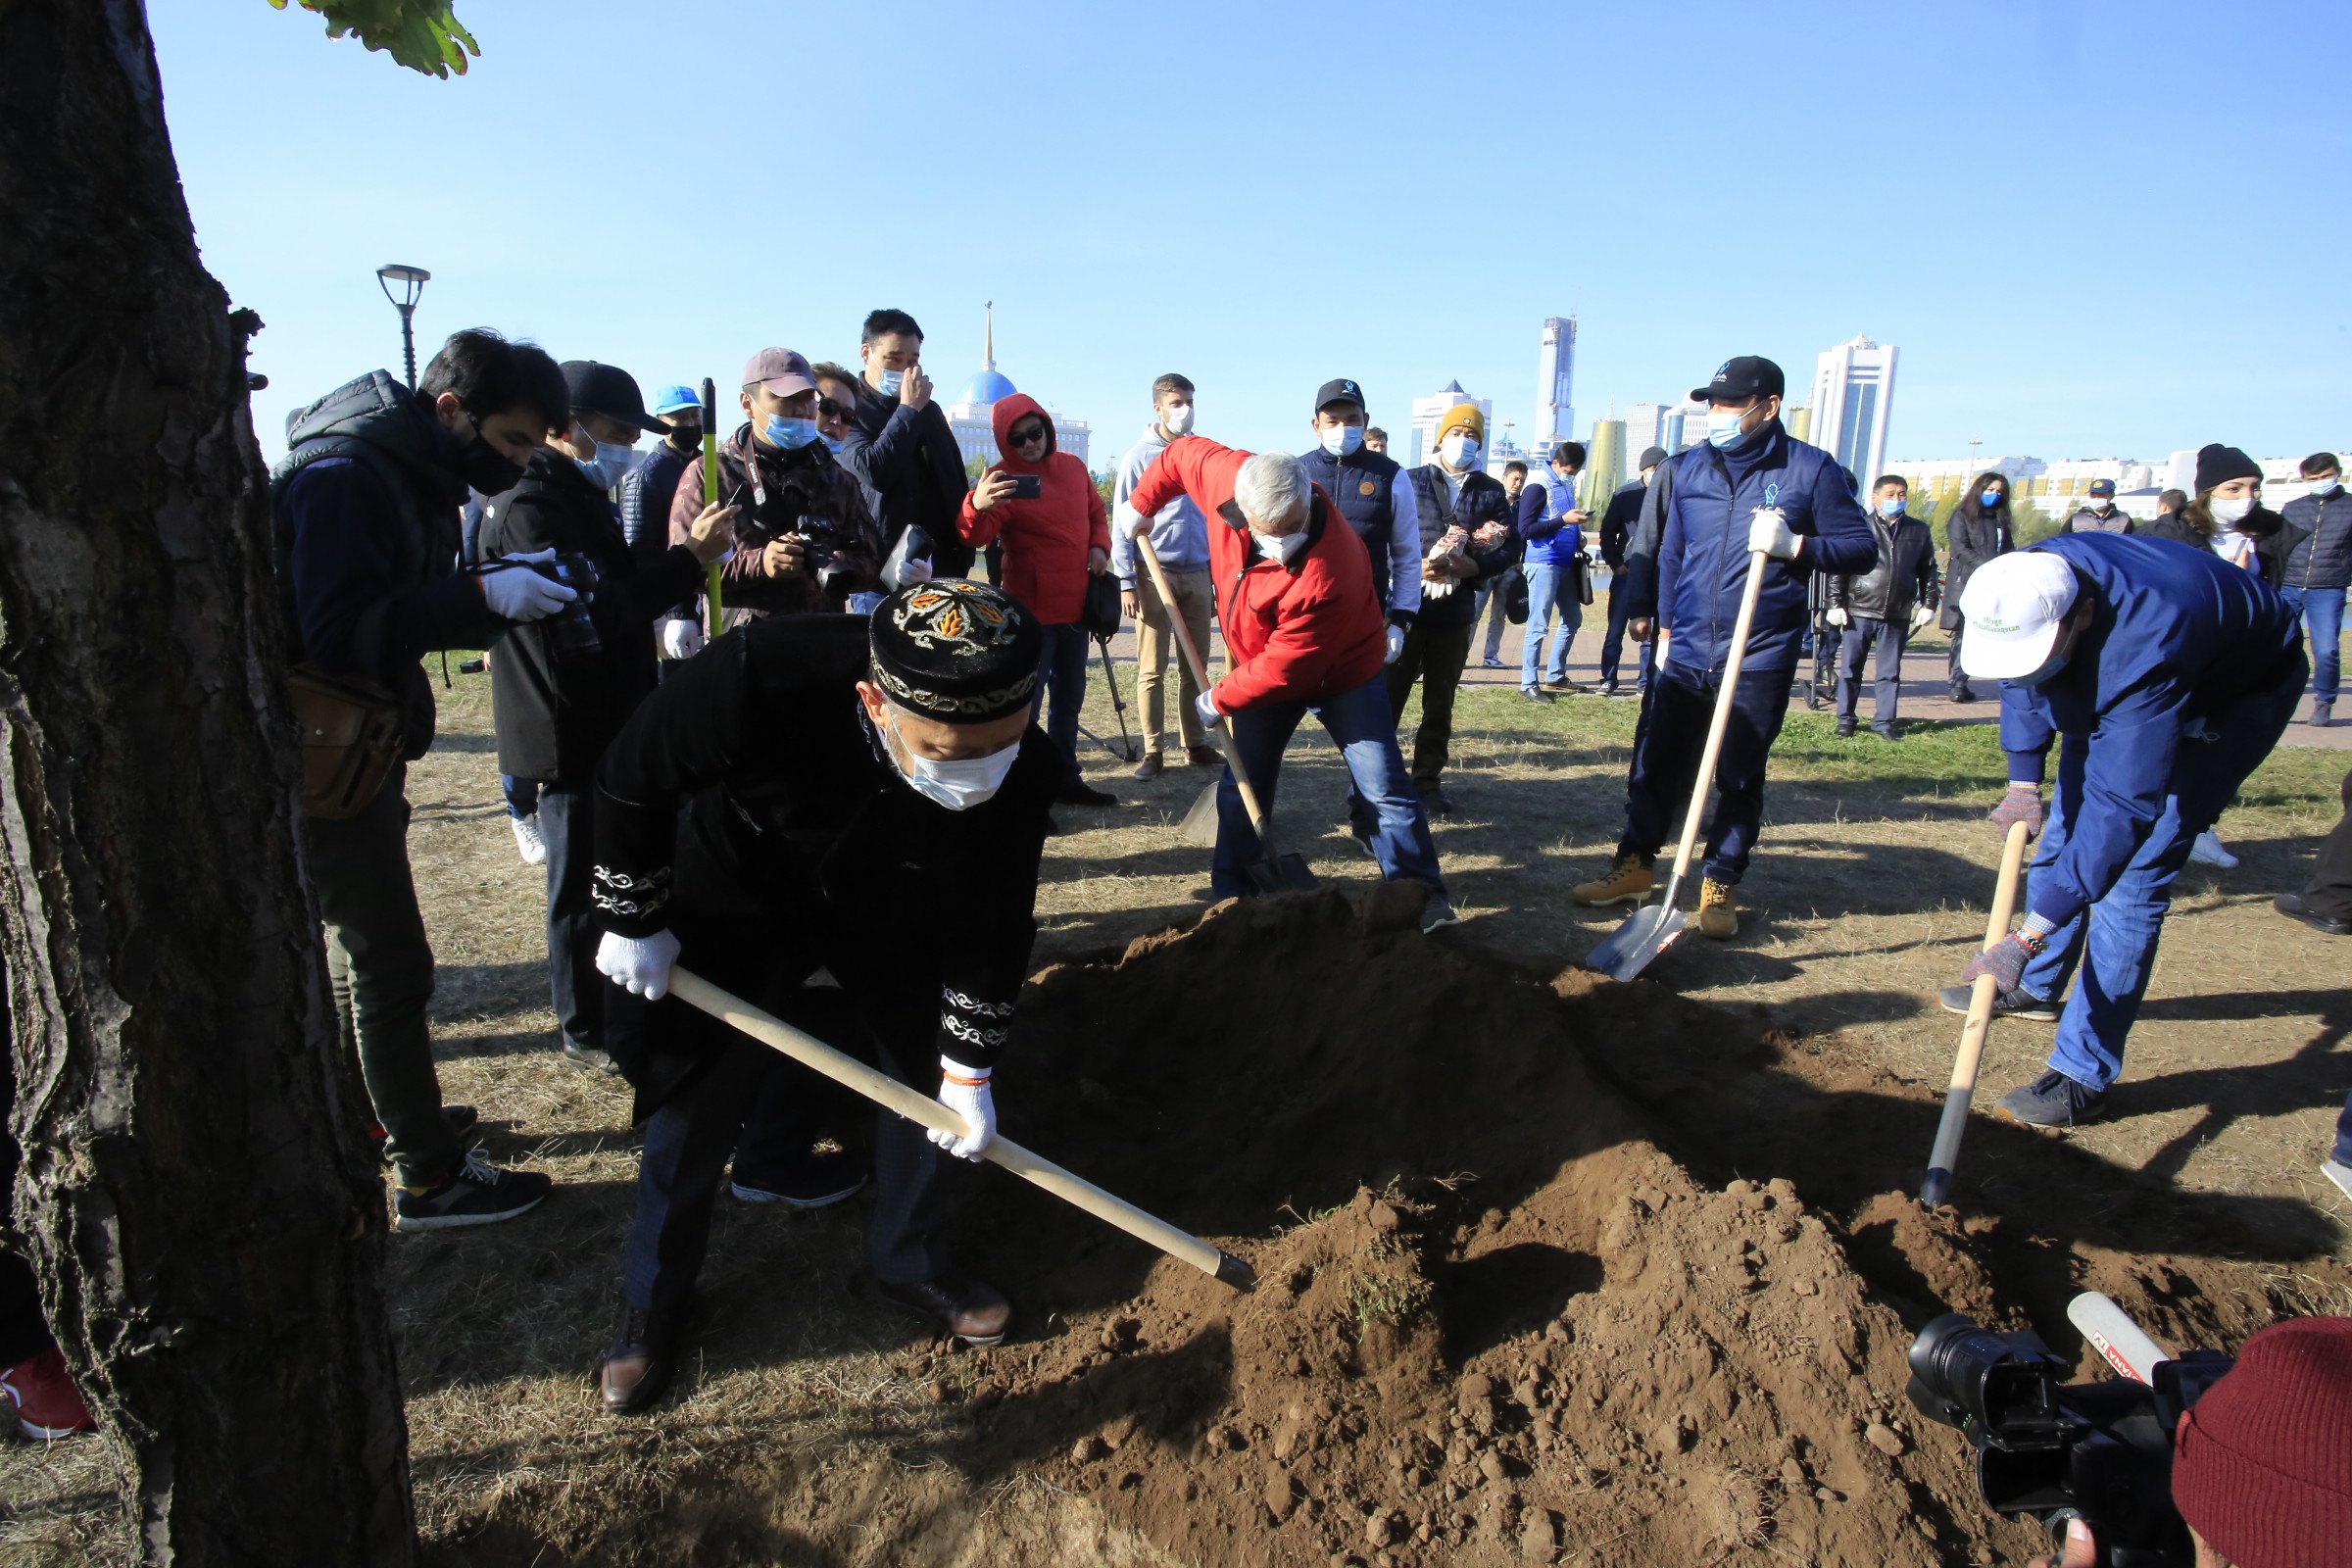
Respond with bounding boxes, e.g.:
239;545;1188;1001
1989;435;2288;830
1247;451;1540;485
868;580;1042;722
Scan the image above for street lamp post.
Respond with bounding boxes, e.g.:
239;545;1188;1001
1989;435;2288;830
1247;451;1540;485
375;264;430;388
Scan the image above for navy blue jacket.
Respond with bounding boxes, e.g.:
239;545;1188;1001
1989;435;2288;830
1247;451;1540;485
1645;421;1874;676
2280;488;2352;592
1999;534;2304;929
1298;446;1403;607
838;382;976;577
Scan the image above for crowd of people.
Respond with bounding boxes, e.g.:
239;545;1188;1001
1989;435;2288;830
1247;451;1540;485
3;324;2349;1563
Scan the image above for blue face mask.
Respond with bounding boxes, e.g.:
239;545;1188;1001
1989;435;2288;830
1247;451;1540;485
1320;425;1363;458
822;435;844;456
1980;488;2003;507
1707;408;1752;448
1878;496;1907;518
764;415;819;451
875;368;905;397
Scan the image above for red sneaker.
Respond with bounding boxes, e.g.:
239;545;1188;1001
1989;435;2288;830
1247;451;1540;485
0;1347;95;1439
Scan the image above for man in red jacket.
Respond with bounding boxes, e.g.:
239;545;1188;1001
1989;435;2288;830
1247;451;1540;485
958;393;1115;807
1125;436;1453;928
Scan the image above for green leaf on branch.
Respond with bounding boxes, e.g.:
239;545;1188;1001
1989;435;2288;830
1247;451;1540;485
263;0;479;78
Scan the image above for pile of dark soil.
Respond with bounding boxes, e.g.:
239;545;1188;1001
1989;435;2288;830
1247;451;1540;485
431;889;2349;1568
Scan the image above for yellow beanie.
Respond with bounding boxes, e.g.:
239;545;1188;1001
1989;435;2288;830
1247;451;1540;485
1440;403;1485;445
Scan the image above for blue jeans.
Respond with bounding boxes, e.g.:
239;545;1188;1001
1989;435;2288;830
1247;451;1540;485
1618;660;1794;885
1215;673;1444;901
1835;618;1908;726
2019;652;2307;1091
501;773;540;820
1032;622;1090;787
2280;585;2344;703
1520;562;1580;688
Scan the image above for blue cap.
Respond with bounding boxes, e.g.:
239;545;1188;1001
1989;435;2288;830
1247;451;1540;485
651;383;700;416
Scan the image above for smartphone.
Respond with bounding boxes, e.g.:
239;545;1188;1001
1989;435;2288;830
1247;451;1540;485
1009;473;1044;500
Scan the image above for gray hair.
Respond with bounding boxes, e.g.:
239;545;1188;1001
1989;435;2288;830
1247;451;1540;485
1234;452;1309;533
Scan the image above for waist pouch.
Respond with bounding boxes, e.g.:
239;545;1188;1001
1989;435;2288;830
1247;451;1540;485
287;664;404;819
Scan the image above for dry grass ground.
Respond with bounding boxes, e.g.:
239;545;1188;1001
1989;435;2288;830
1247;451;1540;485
5;634;2348;1564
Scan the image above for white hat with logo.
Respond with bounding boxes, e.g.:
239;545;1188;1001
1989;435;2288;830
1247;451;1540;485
1958;551;2081;681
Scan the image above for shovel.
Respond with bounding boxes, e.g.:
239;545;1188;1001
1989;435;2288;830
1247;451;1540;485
1587;548;1770;981
1135;535;1313;892
1918;818;2034;1207
699;378;724;639
669;968;1253;1291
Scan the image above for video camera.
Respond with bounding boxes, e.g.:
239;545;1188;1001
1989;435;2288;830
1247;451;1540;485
1905;1298;2233;1568
735;497;856;606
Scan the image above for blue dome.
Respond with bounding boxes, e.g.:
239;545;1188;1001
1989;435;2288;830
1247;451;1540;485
962;368;1017;406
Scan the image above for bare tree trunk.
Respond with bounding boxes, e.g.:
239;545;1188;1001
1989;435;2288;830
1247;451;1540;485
0;1;413;1561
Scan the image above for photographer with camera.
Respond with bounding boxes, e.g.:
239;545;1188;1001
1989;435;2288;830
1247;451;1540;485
479;361;736;1078
666;348;884;628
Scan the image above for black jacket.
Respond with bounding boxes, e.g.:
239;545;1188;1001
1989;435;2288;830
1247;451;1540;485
1940;502;2014;629
2061;504;2133;535
2143;508;2292;587
593;616;1054;1080
838;383;977;577
1829;514;1940;621
478;451;708;784
1401;466;1514;630
2281;489;2352;591
271;371;508;756
1597;477;1644;569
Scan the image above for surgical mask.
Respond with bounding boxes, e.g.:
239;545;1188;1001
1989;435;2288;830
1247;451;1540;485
1163;405;1196;437
573;428;637;490
1877;496;1907;518
1320;424;1363;458
2311;476;2341;497
763;415;820;451
1256;529;1308;564
874;367;906;397
1441;433;1480;469
1706;409;1753;448
2209;494;2254;525
822;435;844;456
884;710;1020;811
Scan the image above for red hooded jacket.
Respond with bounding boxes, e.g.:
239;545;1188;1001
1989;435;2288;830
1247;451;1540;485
955;393;1109;625
1124;435;1385;711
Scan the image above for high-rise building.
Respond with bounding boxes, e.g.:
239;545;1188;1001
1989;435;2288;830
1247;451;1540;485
1809;335;1897;484
1580;420;1625;513
1407;379;1493;469
1785;406;1813;445
1619;402;1669;461
944;303;1088;467
1536;317;1576;452
1668;402;1709;454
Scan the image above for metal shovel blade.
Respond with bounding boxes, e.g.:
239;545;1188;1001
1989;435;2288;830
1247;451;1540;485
1587;900;1688;981
1179;782;1221;846
1243;851;1316;895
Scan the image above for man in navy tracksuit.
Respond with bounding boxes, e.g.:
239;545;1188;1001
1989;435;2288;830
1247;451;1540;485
1943;534;2305;1126
1574;357;1874;939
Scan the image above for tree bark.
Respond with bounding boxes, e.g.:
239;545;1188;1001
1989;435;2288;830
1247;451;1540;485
0;2;413;1561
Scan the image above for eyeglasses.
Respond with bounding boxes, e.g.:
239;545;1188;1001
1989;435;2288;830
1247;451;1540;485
817;397;853;420
1010;424;1051;446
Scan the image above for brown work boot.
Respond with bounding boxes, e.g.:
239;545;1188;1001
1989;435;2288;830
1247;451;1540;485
876;1273;1011;1347
1186;744;1223;768
1695;877;1739;940
1572;853;1654;907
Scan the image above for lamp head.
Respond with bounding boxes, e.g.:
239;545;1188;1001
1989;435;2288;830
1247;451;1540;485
376;264;430;309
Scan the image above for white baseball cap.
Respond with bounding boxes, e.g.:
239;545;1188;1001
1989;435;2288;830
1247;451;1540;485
1958;552;2081;681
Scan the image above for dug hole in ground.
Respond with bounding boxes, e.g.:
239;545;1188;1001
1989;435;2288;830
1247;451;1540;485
429;884;2347;1568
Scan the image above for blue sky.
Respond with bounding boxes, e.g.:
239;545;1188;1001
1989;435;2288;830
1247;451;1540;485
155;1;2347;468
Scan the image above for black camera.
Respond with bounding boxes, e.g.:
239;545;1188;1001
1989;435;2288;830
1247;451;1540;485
522;552;604;660
737;498;855;605
1906;1313;2233;1567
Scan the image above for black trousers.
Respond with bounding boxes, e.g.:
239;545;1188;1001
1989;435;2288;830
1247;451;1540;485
1599;583;1655;689
1617;661;1794;886
1836;618;1908;725
541;785;641;1065
2303;767;2352;922
1386;619;1476;785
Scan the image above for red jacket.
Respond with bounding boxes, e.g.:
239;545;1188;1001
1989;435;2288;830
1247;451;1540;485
1125;435;1385;711
955;393;1108;625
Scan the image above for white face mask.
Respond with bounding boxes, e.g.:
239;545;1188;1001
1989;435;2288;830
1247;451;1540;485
2209;494;2255;526
1320;424;1363;458
1254;528;1308;564
573;426;638;490
884;709;1021;811
2312;476;2341;497
1441;433;1480;470
1162;404;1196;437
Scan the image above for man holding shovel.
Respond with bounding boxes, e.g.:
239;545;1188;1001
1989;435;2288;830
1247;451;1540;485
1574;356;1874;940
1122;437;1452;929
585;581;1056;1412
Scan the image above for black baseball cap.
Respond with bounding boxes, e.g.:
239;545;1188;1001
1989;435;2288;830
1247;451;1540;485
1690;356;1786;404
1313;377;1367;416
561;360;670;435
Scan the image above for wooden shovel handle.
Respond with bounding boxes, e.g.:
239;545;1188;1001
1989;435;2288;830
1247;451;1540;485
1134;532;1279;842
1666;549;1771;882
1919;818;2034;1205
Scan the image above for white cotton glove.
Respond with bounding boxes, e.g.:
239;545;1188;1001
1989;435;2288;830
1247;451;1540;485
1385;624;1406;665
1910;603;1936;632
897;555;933;586
596;928;679;1000
658;618;707;661
928;1059;997;1161
480;550;580;621
1825;607;1848;628
1117;503;1153;540
1747;507;1801;561
1195;690;1222;732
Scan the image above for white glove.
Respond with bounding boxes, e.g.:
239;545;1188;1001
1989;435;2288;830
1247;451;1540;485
1117;503;1153;540
480;550;580;621
596;928;679;1000
1825;607;1848;628
1195;690;1222;732
898;555;933;586
658;618;706;661
1747;507;1801;561
1384;624;1406;664
928;1059;997;1161
1910;603;1936;631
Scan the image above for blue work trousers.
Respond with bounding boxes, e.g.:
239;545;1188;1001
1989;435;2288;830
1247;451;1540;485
2019;652;2307;1091
1216;673;1444;901
1598;580;1654;690
1835;618;1909;727
1618;660;1794;886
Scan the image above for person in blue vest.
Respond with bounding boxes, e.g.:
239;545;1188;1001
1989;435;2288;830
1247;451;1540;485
1298;377;1421;632
1941;526;2305;1127
1515;442;1592;702
1573;356;1875;938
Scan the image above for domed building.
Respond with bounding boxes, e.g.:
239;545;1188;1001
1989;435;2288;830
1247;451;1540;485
945;303;1090;469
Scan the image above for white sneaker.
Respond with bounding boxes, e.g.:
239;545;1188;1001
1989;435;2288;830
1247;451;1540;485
511;814;548;866
2188;830;2238;869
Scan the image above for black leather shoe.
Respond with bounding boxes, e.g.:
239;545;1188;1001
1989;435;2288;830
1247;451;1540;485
2276;892;2352;936
1056;780;1116;808
600;1300;684;1414
876;1274;1011;1346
